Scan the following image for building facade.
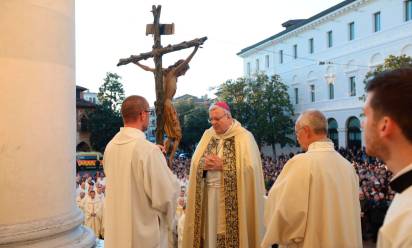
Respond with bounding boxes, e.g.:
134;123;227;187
76;85;97;151
238;0;412;151
82;90;99;104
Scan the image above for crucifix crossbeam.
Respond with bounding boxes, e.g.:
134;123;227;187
117;37;207;66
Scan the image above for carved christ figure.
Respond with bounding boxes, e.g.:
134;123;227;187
134;45;199;164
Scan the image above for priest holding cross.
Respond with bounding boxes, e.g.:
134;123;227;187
105;5;207;248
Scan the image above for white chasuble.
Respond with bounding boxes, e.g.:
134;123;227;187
104;127;180;248
183;120;266;248
261;141;362;248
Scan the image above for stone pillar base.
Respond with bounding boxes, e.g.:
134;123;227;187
0;209;95;248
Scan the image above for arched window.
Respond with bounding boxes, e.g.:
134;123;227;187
328;118;339;148
347;117;361;150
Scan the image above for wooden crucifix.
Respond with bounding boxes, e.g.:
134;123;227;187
117;5;207;166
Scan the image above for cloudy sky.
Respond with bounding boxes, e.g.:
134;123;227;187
76;0;341;105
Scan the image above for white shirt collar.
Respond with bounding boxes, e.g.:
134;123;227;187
391;162;412;181
307;139;335;151
121;127;146;139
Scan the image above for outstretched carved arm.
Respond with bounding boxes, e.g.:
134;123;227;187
133;61;156;72
175;45;199;74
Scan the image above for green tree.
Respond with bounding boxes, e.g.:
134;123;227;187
175;99;196;127
366;54;412;78
175;99;210;152
245;74;266;147
88;72;125;152
87;106;123;152
361;54;412;100
98;72;125;111
260;74;295;157
181;106;209;152
216;73;295;156
215;77;251;127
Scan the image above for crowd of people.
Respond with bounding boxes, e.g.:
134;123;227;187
74;157;187;244
170;157;190;189
75;147;394;245
74;159;190;246
75;171;106;239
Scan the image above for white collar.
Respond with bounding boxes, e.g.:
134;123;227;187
121;127;146;139
391;162;412;181
307;140;335;152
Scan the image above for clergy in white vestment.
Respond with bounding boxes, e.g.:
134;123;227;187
96;184;105;202
100;199;105;239
84;190;102;237
178;205;186;248
76;181;86;197
103;95;180;248
85;177;95;192
362;68;412;248
261;110;362;248
76;191;86;212
183;101;266;248
169;190;186;248
96;174;106;187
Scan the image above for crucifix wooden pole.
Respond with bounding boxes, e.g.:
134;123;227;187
152;5;165;145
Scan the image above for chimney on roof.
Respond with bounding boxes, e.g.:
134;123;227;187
281;19;306;29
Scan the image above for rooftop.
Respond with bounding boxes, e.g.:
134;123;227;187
237;0;356;56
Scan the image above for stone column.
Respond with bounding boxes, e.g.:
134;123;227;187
0;1;95;247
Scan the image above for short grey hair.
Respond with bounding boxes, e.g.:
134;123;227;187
297;109;328;134
208;104;232;118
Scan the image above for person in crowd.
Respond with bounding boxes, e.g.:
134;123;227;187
76;191;86;214
96;184;105;202
84;190;103;237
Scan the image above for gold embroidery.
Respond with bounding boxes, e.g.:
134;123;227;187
193;138;219;248
216;233;226;248
193;137;239;248
223;137;239;247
